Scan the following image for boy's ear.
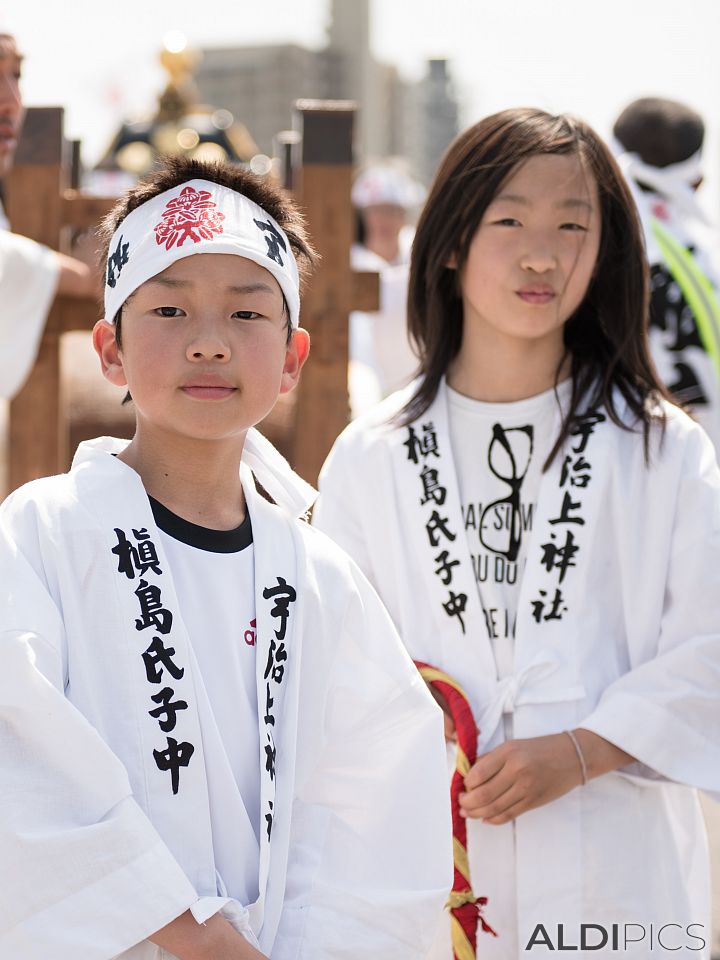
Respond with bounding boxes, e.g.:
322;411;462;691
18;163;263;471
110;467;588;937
279;328;310;395
93;319;128;387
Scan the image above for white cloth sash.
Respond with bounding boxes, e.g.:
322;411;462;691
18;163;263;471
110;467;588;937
476;652;587;745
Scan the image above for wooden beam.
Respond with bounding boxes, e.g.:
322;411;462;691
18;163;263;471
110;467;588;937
62;191;116;232
351;270;381;313
291;101;356;485
58;296;102;332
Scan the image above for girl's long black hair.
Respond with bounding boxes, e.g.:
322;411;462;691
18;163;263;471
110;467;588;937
401;107;675;463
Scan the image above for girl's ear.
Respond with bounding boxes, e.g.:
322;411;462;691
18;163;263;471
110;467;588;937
446;252;458;269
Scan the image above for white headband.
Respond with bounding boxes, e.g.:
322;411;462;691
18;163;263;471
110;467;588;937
611;140;709;226
104;179;301;327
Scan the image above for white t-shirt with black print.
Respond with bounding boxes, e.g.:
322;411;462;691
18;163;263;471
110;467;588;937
447;381;571;680
149;496;260;906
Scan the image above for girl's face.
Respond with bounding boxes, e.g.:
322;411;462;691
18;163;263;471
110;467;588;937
458;153;601;358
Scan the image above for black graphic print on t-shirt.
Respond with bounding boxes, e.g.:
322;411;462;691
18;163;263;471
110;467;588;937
461;422;535;641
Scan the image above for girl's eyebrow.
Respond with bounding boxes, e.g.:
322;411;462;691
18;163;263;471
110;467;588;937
491;193;593;212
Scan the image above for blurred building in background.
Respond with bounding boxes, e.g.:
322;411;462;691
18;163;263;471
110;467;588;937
194;44;330;162
407;59;459;186
194;0;460;184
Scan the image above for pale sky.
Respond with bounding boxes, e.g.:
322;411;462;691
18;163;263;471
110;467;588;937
4;0;720;212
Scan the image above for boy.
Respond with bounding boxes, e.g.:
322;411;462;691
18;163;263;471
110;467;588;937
0;157;452;960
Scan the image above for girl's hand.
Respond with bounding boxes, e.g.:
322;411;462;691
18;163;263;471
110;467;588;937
458;733;583;824
459;729;636;824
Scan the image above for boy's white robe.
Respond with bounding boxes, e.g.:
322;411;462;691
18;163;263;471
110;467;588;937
315;380;720;959
0;434;453;960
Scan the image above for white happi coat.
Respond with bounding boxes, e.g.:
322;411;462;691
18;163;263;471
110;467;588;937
0;433;453;960
315;379;720;959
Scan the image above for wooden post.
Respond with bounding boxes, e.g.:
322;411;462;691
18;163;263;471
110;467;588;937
4;107;115;492
290;100;379;485
273;130;301;192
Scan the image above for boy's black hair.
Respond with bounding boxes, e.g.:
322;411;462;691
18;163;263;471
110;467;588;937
613;97;704;170
99;155;317;403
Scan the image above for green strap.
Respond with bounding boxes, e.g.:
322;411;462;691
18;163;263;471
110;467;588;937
651;219;720;379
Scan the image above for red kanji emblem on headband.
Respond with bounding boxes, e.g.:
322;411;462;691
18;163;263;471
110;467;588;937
154;186;225;250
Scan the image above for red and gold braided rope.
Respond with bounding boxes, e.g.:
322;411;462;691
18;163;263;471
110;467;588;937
415;662;497;959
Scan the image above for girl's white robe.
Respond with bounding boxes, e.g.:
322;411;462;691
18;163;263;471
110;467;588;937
0;435;453;960
315;380;720;959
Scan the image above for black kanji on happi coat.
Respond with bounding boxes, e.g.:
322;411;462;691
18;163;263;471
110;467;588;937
443;590;468;632
153;738;195;796
134;579;173;634
420;465;447;505
106;235;130;288
253;218;287;266
434;550;460;585
540;530;579;583
142;636;185;684
112;525;194;796
404;422;440;464
426;510;456;547
559;453;591;488
530;408;606;624
112;528;162;579
262;577;296;640
148;686;189;732
406;420;468;633
260;575;296;840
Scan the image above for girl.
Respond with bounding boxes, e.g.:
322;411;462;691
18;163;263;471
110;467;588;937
314;109;720;959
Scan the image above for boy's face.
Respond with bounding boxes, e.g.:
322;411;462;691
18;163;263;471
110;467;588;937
94;252;309;445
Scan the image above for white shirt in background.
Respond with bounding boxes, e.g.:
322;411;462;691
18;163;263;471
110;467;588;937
0;200;59;398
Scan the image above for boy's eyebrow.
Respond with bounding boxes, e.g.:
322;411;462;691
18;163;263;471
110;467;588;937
492;193;593;211
144;277;279;295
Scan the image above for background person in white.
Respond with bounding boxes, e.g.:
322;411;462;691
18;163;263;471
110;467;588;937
613;97;720;455
316;109;720;958
349;162;424;416
0;32;95;399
